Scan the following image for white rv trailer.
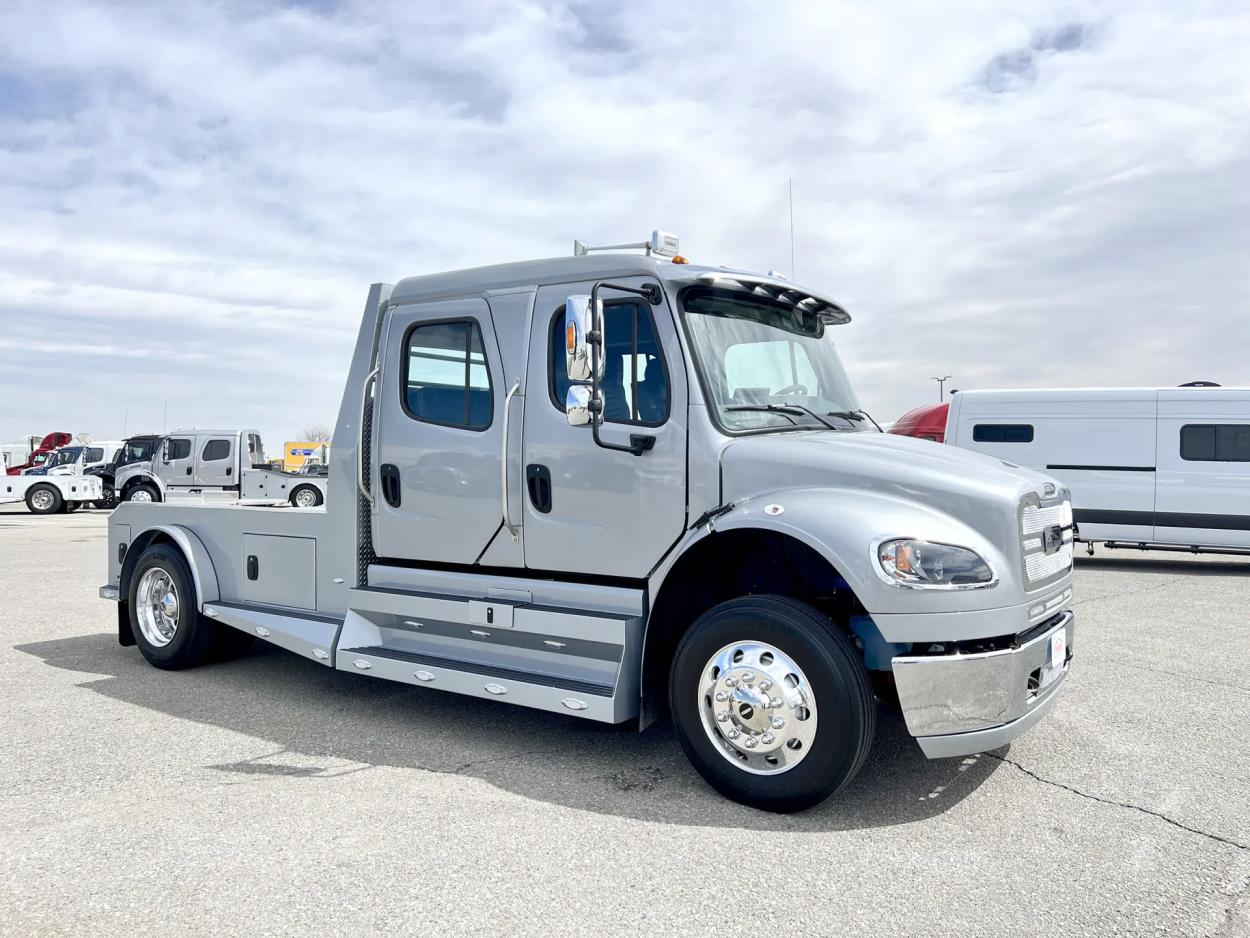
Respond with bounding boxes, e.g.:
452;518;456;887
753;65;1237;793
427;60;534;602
945;387;1250;554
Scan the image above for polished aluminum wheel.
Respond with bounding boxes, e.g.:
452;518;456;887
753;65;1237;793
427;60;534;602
293;488;318;508
698;640;818;775
135;567;180;647
29;489;55;512
129;489;154;503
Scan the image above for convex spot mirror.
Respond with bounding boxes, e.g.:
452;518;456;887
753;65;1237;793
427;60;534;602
564;294;603;383
565;385;601;428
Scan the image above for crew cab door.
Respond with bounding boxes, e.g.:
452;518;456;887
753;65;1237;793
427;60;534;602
521;278;688;578
372;298;512;565
195;436;236;487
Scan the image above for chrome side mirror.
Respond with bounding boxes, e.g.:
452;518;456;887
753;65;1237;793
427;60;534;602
564;295;603;382
566;385;599;427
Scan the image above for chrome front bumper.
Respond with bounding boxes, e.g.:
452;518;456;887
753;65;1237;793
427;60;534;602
892;610;1074;759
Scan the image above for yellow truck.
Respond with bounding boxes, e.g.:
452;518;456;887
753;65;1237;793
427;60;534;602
282;441;329;472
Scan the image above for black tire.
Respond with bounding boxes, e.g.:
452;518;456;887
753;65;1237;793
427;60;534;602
289;484;323;508
669;595;876;813
25;484;62;515
128;544;217;670
126;484;161;503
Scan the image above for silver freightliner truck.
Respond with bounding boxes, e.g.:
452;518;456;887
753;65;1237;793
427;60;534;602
99;232;1075;811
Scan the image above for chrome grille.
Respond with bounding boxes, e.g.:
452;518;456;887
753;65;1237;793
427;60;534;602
1020;497;1073;587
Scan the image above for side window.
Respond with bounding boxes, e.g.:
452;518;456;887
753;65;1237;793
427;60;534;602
1182;424;1250;461
973;424;1034;443
403;320;493;430
202;439;231;461
84;447;104;462
549;301;670;426
167;438;192;460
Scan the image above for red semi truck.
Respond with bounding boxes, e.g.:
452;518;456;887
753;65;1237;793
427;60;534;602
889;403;948;443
4;432;72;475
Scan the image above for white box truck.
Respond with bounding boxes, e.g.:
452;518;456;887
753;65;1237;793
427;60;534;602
943;387;1250;554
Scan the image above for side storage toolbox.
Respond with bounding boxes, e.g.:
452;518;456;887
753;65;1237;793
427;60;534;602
240;534;316;610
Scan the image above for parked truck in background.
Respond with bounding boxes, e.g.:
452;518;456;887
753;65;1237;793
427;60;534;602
99;232;1075;812
4;431;71;475
115;429;327;508
85;435;163;509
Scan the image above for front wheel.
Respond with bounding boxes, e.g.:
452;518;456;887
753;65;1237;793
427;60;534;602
126;484;160;503
669;595;876;813
289;484;323;508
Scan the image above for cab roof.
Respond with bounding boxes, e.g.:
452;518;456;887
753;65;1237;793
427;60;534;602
389;254;850;323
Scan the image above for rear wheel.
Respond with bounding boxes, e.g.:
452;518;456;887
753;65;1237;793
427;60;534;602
128;544;216;669
669;595;876;813
290;484;322;508
25;485;62;515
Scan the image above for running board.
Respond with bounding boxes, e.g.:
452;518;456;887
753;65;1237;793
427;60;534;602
335;587;644;723
203;601;341;666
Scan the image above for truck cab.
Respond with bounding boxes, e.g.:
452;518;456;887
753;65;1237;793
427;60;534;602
100;233;1074;812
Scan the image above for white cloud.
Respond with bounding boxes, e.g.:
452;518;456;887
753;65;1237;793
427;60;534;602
0;0;1247;445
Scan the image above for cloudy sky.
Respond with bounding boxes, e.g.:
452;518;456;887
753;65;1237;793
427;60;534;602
1;0;1247;447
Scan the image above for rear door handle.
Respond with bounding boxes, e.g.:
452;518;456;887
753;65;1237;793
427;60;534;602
526;464;552;513
379;463;402;508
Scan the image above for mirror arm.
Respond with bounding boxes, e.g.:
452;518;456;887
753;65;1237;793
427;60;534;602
587;281;660;457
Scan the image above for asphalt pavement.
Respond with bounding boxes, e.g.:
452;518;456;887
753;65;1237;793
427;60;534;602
1;503;1247;936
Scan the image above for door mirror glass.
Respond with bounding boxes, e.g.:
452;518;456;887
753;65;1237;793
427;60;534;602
566;385;598;427
161;440;170;463
564;295;603;382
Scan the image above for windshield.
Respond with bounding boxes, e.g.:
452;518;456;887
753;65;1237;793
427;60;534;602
119;439;155;466
48;447;82;467
682;287;861;432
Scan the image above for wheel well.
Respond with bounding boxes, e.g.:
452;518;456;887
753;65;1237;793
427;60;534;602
641;529;867;728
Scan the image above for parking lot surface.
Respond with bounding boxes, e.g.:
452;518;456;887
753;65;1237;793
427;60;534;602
1;503;1248;936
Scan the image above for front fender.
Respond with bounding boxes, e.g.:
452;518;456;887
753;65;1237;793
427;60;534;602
654;488;1021;616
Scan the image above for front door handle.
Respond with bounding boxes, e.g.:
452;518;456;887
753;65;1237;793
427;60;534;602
526;464;552;513
379;463;402;508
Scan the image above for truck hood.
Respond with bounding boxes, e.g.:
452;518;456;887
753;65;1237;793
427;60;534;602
720;430;1059;535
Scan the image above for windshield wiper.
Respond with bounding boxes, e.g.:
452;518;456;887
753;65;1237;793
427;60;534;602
727;403;842;431
827;409;883;432
725;404;801;425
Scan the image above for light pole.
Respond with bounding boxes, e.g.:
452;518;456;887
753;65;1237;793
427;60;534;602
932;375;952;402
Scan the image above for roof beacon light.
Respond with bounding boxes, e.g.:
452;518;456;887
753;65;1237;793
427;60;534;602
573;229;680;259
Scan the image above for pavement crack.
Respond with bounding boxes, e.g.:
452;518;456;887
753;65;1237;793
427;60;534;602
988;753;1249;852
1116;660;1250;695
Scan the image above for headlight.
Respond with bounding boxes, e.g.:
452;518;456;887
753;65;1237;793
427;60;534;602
876;539;995;588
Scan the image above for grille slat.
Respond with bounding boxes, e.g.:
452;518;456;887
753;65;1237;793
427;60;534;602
1021;497;1074;586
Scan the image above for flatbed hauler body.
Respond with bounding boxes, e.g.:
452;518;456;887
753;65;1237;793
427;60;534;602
101;237;1075;811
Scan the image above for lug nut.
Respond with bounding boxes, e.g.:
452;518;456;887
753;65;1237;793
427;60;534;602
771;716;785;729
759;679;771;691
743;737;757;749
725;677;738;688
741;671;755;683
716;711;729;723
715;691;728;702
770;696;783;708
761;732;775;745
726;729;740;740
